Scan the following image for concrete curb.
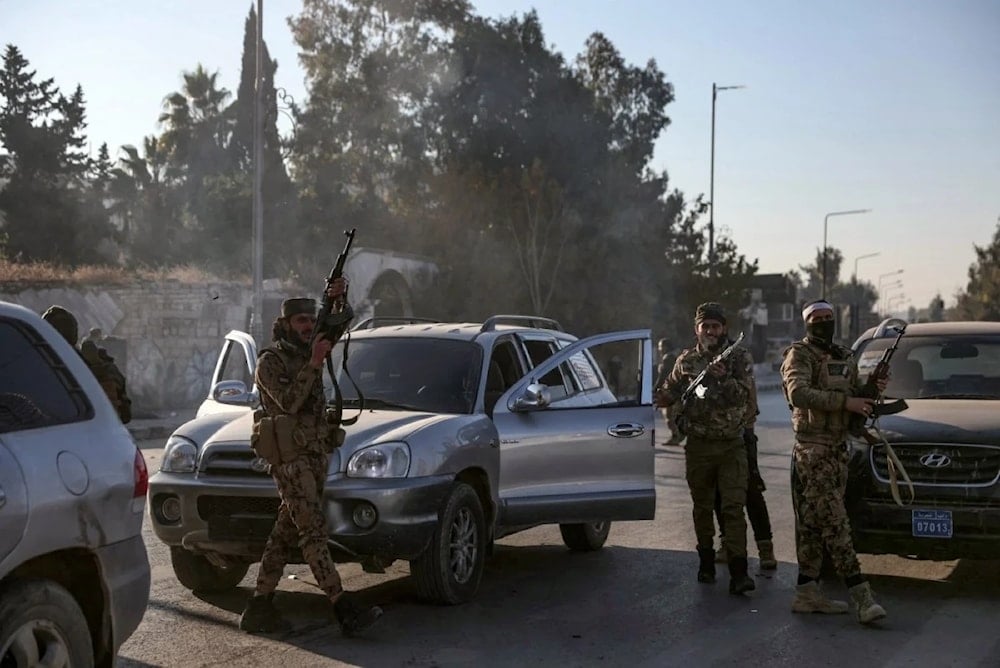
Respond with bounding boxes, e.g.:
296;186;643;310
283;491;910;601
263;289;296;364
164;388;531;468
128;424;177;441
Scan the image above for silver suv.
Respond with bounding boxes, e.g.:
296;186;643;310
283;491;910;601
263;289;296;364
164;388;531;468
149;315;656;604
0;301;150;667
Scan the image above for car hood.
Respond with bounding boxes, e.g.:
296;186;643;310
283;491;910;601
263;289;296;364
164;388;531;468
876;399;1000;445
203;408;458;459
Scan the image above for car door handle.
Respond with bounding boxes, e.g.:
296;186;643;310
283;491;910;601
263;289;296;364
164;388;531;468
0;487;5;509
608;423;644;438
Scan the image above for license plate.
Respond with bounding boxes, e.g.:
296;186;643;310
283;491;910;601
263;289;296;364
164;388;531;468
208;513;276;541
911;509;952;538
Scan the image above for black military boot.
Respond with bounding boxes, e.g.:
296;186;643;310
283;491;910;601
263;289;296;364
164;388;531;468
334;593;384;637
239;593;291;633
696;547;716;584
728;556;756;595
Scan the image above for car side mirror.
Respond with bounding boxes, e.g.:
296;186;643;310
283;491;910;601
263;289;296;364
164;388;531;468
211;380;257;407
512;383;551;412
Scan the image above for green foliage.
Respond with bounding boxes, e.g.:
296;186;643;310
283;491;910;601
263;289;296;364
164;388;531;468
0;45;114;264
955;221;1000;321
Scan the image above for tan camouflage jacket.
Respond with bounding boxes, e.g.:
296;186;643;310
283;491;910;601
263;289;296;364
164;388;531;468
255;340;329;456
780;338;861;445
660;342;757;440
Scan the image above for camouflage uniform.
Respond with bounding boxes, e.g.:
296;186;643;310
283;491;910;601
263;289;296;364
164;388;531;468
42;305;132;423
665;344;756;560
254;337;342;600
781;338;862;580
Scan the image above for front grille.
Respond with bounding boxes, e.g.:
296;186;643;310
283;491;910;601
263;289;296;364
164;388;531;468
199;447;270;478
198;495;280;521
871;443;1000;487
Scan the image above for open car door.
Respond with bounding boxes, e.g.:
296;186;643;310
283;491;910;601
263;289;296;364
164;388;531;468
492;329;656;526
197;330;258;417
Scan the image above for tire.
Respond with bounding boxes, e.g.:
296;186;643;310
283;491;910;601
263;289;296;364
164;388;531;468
0;578;94;668
170;547;249;593
410;482;487;605
559;521;611;551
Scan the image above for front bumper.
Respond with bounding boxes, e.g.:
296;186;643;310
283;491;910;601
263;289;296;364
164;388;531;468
851;499;1000;559
149;471;454;562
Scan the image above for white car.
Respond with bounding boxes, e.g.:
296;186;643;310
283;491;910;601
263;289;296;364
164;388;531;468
0;301;150;667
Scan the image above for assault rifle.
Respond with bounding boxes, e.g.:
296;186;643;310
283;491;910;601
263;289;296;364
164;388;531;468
315;228;361;427
849;320;908;438
674;332;745;435
312;228;357;345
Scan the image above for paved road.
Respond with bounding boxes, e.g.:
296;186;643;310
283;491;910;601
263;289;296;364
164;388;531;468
119;391;1000;667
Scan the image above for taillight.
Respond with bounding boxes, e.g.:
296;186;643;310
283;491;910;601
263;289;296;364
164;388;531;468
134;448;149;498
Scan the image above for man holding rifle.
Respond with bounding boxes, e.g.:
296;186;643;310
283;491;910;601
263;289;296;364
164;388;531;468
240;238;383;636
780;299;888;624
656;302;757;595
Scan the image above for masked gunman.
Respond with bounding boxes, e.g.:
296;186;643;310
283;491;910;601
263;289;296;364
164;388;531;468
656;302;757;595
239;278;383;636
780;299;887;624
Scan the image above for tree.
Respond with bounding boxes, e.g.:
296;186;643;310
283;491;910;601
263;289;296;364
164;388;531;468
955;221;1000;321
110;136;178;265
229;6;297;277
574;32;674;176
0;45;113;264
157;64;236;270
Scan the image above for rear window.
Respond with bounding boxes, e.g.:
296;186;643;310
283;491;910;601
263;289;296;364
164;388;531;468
856;334;1000;400
0;317;94;433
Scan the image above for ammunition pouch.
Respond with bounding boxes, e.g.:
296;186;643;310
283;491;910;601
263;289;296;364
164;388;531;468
273;414;299;464
251;410;281;467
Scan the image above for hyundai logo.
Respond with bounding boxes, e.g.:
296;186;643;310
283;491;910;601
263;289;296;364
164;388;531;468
249;457;271;473
919;453;952;468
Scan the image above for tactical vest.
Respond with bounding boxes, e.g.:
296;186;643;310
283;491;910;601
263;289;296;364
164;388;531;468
256;342;329;457
676;346;751;441
782;340;856;445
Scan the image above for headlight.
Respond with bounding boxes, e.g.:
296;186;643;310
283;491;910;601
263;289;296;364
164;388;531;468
161;435;198;473
347;442;410;478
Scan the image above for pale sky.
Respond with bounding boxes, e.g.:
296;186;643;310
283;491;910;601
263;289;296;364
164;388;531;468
4;0;998;313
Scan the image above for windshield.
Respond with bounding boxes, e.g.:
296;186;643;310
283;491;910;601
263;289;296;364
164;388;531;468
856;334;1000;400
325;337;483;414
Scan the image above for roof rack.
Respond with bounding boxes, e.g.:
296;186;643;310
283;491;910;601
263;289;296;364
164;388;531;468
479;315;564;332
352;316;441;331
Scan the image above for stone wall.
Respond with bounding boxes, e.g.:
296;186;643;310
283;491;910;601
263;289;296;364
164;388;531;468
1;249;436;415
4;281;266;415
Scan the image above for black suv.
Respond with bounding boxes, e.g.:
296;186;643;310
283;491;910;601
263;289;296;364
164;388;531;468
846;319;1000;560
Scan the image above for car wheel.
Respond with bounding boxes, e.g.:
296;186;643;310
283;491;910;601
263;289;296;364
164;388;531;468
559;521;611;551
170;547;249;593
0;578;94;668
410;482;486;605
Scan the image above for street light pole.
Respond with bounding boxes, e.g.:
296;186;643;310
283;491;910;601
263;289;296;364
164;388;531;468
822;209;871;299
853;252;880;282
251;0;265;344
850;252;879;340
708;83;745;279
878;269;904;314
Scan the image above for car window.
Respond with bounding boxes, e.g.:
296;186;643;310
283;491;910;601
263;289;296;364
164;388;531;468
0;318;93;433
330;337;483;413
521;338;565;389
856;334;1000;399
217;339;253;387
544;338;642;407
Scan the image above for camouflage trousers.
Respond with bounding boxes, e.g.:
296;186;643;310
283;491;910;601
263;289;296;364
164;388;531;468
791;440;862;580
256;451;343;601
685;437;748;558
